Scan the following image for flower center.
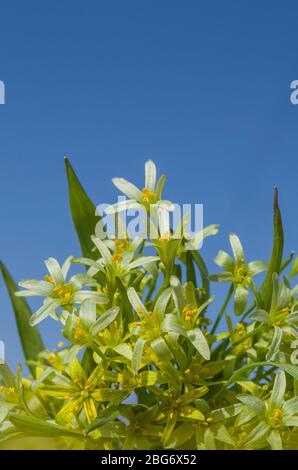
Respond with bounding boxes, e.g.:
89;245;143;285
53;283;73;306
270;408;282;427
182;306;197;321
140;188;156;203
233;263;252;284
113;237;130;253
112;253;123;263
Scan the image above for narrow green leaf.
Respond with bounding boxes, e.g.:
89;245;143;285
0;363;15;387
191;251;210;303
0;261;44;370
64;157;99;259
9;414;80;437
260;188;284;310
85;406;121;434
186;251;197;287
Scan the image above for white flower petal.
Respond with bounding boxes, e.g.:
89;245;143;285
145;160;156;191
104;199;142;215
45;258;64;285
128;256;159;270
91;236;112;264
61;256;74;278
127;287;148;316
29;300;59;326
74;290;108;304
112;177;142;200
17;280;53;296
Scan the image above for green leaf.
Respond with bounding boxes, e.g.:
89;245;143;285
85;406;121;434
0;261;44;370
176;386;209;405
9;414;80;437
191;251;210;303
260;188;284;310
162;410;177;446
185;251;197;287
225;362;298;389
0;363;15;387
64;157;99;259
164;422;195;449
92;388;129;403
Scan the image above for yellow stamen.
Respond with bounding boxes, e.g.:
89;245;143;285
140;188;156;203
112;253;123;263
53;283;73;306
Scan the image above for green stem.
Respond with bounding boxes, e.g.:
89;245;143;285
186;251;197;287
191;251;210;301
239;302;256;322
211;285;233;335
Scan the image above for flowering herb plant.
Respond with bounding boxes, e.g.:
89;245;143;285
0;159;298;450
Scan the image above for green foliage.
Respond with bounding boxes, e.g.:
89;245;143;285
0;262;44;371
0;160;298;450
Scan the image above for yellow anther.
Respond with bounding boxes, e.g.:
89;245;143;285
159;232;172;242
44;275;54;284
140;188;156;203
0;386;15;396
182;306;197;321
112;253;123;263
53;283;73;305
57;341;64;348
273;408;282;420
73;327;85;341
47;353;55;362
115;238;130;252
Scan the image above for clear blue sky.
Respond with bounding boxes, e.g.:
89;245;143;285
1;1;298;369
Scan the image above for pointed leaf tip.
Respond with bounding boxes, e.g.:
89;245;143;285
64;158;100;260
274;187;279;210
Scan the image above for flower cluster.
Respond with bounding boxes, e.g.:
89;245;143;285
0;161;297;450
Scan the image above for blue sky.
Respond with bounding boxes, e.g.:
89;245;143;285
1;1;298;369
